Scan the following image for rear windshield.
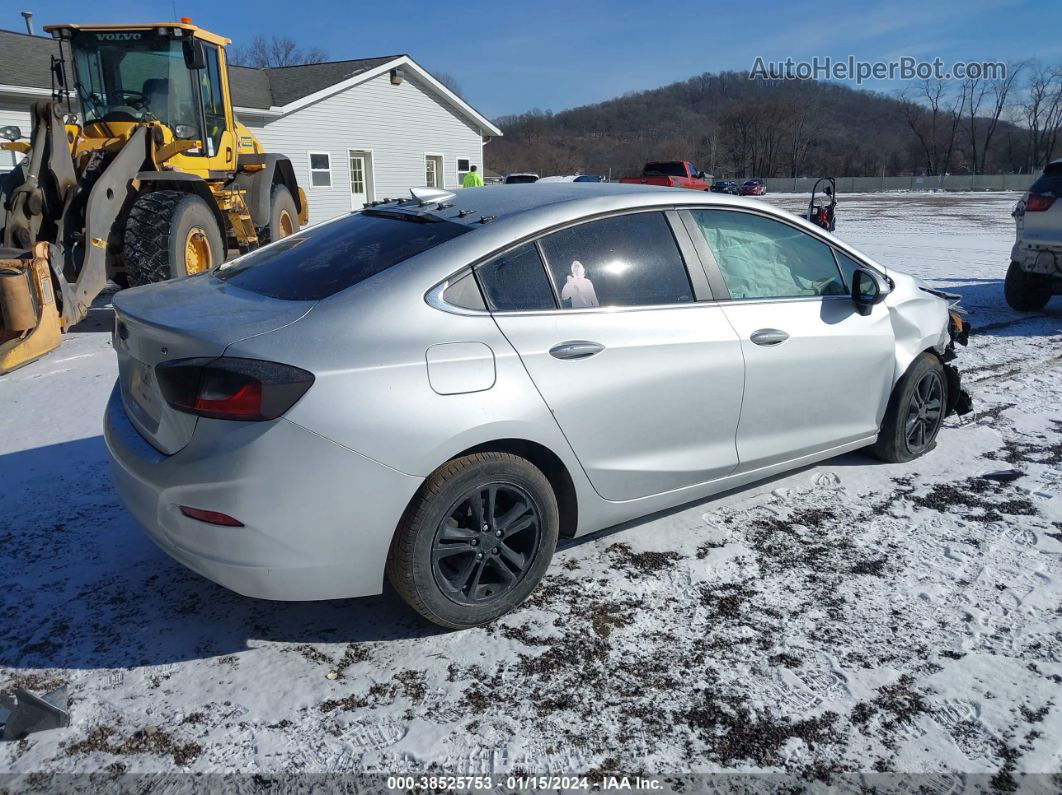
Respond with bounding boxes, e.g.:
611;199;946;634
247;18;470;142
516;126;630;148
215;210;471;300
1030;163;1062;196
505;174;538;184
644;162;686;177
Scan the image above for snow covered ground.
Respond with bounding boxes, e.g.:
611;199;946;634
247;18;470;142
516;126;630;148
3;191;1062;787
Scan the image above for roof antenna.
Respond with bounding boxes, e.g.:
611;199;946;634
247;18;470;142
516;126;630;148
457;209;475;218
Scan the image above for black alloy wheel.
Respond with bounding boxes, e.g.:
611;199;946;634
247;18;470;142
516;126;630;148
431;483;542;605
905;370;944;454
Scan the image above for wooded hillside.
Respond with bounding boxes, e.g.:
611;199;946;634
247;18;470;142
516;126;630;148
489;65;1062;180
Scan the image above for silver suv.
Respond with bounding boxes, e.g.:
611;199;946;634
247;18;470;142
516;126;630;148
1006;159;1062;310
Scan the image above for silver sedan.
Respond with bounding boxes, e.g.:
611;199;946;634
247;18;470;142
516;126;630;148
105;184;971;628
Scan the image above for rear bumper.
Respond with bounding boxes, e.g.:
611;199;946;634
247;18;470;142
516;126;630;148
1012;241;1062;275
104;382;422;600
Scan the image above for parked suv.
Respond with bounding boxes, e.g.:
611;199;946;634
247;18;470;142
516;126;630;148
711;180;739;194
1006;160;1062;310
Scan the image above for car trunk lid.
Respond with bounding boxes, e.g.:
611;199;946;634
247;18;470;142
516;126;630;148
111;275;314;455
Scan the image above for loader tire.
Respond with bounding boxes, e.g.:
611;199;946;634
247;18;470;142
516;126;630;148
257;185;300;245
124;190;224;286
1004;261;1052;312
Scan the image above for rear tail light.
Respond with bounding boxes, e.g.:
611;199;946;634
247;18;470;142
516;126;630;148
1026;193;1057;212
155;357;314;421
179;506;244;526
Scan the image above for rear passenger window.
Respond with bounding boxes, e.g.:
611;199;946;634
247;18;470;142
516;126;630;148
539;212;693;308
1029;163;1062;195
442;269;486;310
476;244;556;312
690;210;845;300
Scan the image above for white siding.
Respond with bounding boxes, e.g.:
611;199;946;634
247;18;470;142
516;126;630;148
0;101;31;173
248;72;485;226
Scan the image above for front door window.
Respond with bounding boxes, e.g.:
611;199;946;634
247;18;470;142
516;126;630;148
197;44;226;158
689;210;846;299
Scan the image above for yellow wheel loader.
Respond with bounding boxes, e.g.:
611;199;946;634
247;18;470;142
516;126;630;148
0;21;309;374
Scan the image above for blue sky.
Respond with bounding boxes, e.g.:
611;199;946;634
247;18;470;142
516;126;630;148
14;0;1062;118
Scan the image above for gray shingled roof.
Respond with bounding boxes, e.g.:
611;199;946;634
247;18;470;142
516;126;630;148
228;64;274;109
262;56;403;106
0;28;56;93
0;29;404;111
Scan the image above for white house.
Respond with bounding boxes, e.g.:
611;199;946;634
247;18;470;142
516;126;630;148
0;27;501;225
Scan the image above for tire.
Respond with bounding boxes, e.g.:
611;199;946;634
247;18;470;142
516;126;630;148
871;352;947;463
257;185;300;245
386;452;559;629
124;190;224;286
1004;261;1051;311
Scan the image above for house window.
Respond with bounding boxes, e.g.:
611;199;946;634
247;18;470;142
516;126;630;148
309;152;332;187
457;158;471;184
0;149;18;174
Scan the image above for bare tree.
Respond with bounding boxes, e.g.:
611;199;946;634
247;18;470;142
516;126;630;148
433;72;466;100
1019;63;1062;170
898;79;966;177
229;35;327;69
961;62;1027;173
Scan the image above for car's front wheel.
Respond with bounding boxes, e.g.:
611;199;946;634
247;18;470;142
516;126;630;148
871;352;947;463
386;453;559;629
1004;261;1052;311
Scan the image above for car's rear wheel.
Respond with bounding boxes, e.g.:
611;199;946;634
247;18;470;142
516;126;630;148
872;352;947;463
386;453;558;629
1004;261;1052;311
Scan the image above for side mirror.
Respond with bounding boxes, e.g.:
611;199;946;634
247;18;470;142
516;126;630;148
50;56;68;90
851;268;890;316
173;124;199;140
183;39;207;70
0;125;22;141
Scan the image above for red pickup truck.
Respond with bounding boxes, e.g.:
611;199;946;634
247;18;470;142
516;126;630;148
619;161;711;190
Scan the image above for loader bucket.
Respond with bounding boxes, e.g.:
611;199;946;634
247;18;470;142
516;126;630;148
0;242;62;374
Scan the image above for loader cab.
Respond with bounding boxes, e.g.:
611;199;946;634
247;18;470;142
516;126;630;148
46;22;240;179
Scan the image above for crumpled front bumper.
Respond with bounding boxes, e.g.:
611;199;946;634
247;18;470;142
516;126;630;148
944;310;973;416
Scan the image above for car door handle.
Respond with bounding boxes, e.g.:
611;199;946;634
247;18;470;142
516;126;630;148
549;341;605;360
750;328;790;346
